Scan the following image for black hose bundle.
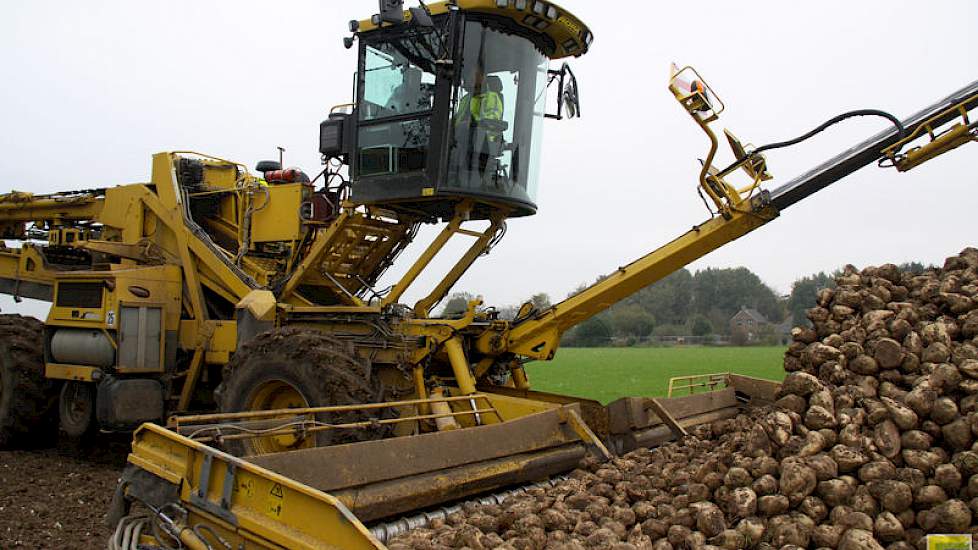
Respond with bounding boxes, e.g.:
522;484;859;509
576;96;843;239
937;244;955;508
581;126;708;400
752;109;906;156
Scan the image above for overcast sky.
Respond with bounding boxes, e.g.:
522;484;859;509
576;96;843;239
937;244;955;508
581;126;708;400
2;1;976;319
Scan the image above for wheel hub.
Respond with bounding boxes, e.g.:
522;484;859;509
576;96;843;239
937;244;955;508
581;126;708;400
246;380;313;454
59;381;94;438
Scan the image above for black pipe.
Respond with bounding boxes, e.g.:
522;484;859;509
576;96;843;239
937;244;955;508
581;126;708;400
769;79;978;211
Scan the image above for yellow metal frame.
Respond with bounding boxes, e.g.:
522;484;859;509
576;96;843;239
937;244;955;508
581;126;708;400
668;65;725;119
357;0;592;60
881;91;978;172
278;205;420;308
377;202;506;318
0;190;104;234
505;201;777;359
44;363;100;382
127;424;385;550
0;152;267;410
169;394;501;425
0;244;57;301
667;372;730;397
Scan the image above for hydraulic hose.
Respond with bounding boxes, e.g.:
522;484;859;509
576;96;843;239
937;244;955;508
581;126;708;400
752;109;906;156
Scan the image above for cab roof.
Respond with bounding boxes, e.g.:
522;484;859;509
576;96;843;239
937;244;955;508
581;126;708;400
357;0;592;60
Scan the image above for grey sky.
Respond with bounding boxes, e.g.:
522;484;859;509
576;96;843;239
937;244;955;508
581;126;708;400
2;1;976;320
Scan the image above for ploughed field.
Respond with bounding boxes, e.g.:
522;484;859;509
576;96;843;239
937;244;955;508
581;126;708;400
0;436;128;549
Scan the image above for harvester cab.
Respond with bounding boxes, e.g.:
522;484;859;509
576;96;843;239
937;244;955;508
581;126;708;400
320;0;591;221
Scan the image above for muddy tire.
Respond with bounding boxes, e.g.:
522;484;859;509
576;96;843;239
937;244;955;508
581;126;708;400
58;381;96;441
0;314;57;449
215;328;392;456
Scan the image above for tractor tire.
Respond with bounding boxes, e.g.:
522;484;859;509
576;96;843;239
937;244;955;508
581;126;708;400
215;328;393;456
0;314;57;449
58;381;96;440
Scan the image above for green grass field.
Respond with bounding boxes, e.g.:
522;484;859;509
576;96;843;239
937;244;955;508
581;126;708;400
524;346;787;404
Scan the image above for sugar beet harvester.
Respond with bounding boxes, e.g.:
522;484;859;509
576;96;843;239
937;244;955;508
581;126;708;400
0;1;975;548
0;1;593;449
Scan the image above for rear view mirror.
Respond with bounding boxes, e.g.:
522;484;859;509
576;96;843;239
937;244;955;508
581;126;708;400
562;71;580;119
546;63;581;120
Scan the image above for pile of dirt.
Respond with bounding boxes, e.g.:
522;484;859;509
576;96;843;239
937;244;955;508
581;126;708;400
390;249;978;549
0;439;126;549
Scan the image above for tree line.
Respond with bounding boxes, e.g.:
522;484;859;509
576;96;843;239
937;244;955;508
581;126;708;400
439;262;930;347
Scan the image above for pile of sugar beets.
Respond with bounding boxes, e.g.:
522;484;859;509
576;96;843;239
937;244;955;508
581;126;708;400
389;248;978;550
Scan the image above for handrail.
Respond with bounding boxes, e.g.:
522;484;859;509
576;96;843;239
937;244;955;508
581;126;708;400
667;372;729;398
169;393;501;427
183;408;502;443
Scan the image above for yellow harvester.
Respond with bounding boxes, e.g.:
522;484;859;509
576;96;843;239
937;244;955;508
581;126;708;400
0;1;975;548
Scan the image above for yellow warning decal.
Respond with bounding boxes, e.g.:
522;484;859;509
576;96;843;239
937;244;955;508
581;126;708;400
267;482;284;517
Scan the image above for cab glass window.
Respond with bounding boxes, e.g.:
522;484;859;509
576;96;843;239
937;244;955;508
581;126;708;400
444;21;549;207
358;30;440;178
360;33;438;121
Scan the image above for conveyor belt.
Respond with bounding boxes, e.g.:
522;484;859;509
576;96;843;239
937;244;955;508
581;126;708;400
770;79;978;210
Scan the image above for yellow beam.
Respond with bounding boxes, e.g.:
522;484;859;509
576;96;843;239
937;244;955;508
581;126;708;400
134;184;252;302
45;363;99;382
76;240;176;264
444;337;477;395
0;245;57;301
413;214;504;318
177;322;217;411
380;207;465;308
0;191;104;225
506;204;778;359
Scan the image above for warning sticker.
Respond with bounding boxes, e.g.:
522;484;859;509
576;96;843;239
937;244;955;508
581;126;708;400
267;483;284;517
237;479;255;498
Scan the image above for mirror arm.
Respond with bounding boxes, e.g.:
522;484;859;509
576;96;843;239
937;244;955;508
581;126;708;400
557;67;567;119
545;68;565;120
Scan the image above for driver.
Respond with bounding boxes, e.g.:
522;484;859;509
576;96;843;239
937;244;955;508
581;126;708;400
454;65;504;128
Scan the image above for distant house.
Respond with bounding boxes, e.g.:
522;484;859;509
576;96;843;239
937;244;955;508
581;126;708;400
730;307;770;343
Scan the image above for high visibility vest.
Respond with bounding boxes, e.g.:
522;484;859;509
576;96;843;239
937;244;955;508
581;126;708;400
455;91;504;126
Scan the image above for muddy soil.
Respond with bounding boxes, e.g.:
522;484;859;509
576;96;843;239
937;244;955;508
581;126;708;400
0;436;128;549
